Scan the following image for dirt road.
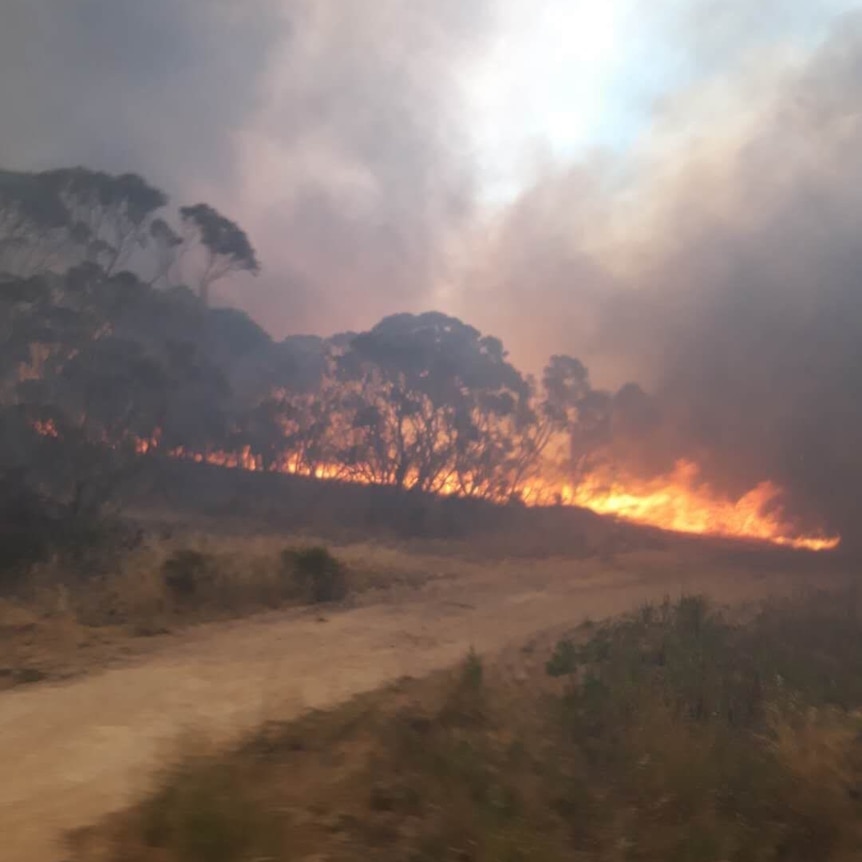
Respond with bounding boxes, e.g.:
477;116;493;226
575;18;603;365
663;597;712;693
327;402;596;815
0;553;842;861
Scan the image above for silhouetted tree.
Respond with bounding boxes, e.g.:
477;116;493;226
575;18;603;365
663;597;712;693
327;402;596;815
3;161;671;520
0;170;74;276
0;167;260;302
179;203;260;304
146;217;183;286
41;168;168;275
334;312;532;496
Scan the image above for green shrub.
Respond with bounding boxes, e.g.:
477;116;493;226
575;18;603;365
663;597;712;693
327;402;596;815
140;757;279;862
161;549;213;601
461;648;484;691
281;545;347;603
545;639;577;679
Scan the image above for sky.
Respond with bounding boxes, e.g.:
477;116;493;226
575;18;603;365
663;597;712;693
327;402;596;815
466;0;854;199
4;0;862;536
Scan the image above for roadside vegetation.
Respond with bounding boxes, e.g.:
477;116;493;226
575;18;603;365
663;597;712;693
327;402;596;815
0;504;361;689
70;591;862;862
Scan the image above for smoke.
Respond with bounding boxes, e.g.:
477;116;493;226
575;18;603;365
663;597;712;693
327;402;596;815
463;10;862;540
229;0;492;336
636;15;862;538
0;0;491;336
0;0;282;191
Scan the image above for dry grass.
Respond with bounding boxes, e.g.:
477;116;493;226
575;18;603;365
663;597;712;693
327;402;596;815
2;522;620;688
69;590;862;862
11;531;429;628
0;596;141;690
0;530;467;688
1;510;844;691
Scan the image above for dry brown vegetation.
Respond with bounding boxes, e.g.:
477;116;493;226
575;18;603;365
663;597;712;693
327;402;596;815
0;455;676;692
0;511;593;690
0;489;845;693
69;591;862;862
0;453;666;689
0;529;422;689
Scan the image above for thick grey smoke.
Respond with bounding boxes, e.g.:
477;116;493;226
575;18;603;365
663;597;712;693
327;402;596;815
637;16;862;540
463;11;862;541
229;0;492;336
0;0;491;334
0;0;282;191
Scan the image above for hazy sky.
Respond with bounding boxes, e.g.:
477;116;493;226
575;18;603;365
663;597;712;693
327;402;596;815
1;0;857;359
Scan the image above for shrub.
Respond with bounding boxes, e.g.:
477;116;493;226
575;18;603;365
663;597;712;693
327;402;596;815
440;648;486;728
0;472;59;591
161;549;213;601
76;593;862;862
461;648;484;691
545;639;577;679
139;757;279;862
0;468;136;593
281;545;347;603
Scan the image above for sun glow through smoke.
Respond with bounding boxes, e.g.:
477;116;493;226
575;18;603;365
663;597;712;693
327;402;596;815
467;0;629;199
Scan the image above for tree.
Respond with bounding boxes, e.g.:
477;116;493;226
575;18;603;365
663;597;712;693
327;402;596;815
155;338;232;454
179;203;260;304
538;355;592;467
0;167;266;299
54;337;169;443
0;167;173;280
146;217;183;287
334;312;532;496
41;168;169;275
0;170;73;276
541;355;592;429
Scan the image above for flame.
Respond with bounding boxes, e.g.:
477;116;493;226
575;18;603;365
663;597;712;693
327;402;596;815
32;418;59;438
30;421;840;552
173;449;838;552
174;445;263;472
556;460;840;552
134;429;162;455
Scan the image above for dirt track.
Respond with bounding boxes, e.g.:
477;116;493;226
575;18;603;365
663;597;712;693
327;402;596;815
0;552;843;861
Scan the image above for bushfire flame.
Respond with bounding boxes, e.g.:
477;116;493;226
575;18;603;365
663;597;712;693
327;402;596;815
32;418;59;438
161;447;841;552
31;423;840;552
558;461;839;552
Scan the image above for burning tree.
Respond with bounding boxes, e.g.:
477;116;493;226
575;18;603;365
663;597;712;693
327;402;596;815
0;163;841;553
331;312;537;495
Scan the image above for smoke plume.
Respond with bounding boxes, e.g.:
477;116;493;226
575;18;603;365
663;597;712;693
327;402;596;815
0;0;490;337
463;11;862;541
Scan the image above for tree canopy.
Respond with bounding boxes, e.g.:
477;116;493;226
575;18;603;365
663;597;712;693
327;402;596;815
0;163;643;512
0;167;258;301
179;203;260;304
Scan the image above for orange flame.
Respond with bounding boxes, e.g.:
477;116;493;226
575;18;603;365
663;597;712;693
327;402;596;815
171;449;838;552
174;445;263;472
555;461;839;552
32;418;59;438
30;421;840;552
